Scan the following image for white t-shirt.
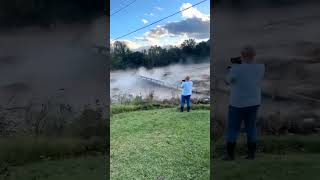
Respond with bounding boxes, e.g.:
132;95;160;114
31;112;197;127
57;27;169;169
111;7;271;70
226;63;265;107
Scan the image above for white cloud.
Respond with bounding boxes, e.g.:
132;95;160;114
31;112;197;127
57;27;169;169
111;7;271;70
155;6;163;11
144;13;154;16
145;26;170;38
113;3;210;50
124;40;142;49
132;17;209;48
142;17;209;41
111;39;142;50
164;17;209;39
180;3;210;21
142;19;148;24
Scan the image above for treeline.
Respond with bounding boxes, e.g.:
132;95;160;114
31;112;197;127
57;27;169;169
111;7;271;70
0;0;106;28
111;39;210;70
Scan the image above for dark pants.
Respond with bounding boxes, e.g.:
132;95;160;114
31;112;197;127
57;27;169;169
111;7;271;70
180;95;191;111
226;105;259;143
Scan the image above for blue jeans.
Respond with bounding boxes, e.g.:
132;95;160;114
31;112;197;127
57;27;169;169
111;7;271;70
181;95;191;108
226;105;259;143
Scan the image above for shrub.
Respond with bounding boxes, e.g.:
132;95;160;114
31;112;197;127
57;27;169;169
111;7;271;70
69;108;106;139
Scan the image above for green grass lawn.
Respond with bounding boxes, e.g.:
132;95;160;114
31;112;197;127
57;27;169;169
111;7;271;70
3;106;320;180
111;108;210;180
213;153;320;180
0;156;106;180
213;135;320;180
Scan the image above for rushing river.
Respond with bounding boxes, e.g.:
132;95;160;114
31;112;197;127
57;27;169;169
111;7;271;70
111;62;210;102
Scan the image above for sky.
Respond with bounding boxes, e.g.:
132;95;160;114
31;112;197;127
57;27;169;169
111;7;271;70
110;0;210;50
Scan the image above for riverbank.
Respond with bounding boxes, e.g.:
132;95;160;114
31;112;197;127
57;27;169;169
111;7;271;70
111;62;210;102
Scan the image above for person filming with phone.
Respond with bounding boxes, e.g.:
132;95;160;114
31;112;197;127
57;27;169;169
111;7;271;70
223;45;265;160
180;76;193;112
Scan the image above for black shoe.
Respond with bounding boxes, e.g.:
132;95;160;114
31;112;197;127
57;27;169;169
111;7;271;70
222;142;236;161
180;106;184;112
246;142;256;160
187;106;191;112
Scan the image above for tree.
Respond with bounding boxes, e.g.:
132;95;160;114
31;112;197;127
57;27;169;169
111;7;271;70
147;46;164;67
112;41;130;57
181;39;196;54
110;39;210;70
125;51;145;68
167;47;181;63
195;41;210;57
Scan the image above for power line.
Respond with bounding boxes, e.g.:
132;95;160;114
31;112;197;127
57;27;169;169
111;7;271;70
113;0;208;40
110;0;137;16
110;0;131;12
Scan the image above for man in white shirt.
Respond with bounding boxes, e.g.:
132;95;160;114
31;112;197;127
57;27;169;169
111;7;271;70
223;46;265;160
180;76;193;112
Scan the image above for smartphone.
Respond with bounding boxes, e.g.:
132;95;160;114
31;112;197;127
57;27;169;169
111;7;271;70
230;57;242;64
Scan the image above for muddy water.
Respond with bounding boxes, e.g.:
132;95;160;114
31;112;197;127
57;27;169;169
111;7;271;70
0;16;108;110
212;2;320;118
111;62;210;102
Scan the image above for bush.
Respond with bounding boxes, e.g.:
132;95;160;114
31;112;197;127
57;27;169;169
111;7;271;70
111;101;209;115
69;108;106;139
257;110;320;135
111;103;173;115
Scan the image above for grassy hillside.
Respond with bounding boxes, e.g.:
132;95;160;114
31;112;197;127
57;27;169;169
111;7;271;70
214;154;320;180
2;106;320;180
111;108;210;179
213;134;320;180
0;156;106;180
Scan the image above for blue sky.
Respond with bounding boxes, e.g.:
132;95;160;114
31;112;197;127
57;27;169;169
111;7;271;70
110;0;210;50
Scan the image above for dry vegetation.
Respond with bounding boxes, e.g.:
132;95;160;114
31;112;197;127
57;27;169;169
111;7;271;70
0;97;106;138
0;95;107;171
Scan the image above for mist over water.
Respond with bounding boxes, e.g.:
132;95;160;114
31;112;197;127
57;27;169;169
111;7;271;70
213;2;320;75
111;60;210;102
0;16;107;110
213;1;320;116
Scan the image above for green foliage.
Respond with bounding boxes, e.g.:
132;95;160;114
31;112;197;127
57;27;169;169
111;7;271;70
195;41;210;57
70;108;106;139
111;39;210;70
111;103;173;115
181;39;196;54
111;99;210;115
